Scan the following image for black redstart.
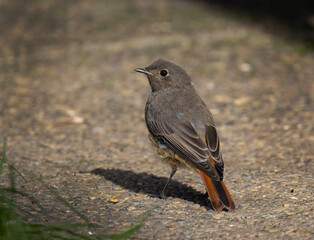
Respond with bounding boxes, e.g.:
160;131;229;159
135;59;235;211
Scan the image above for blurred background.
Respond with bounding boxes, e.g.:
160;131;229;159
1;0;313;133
0;0;313;239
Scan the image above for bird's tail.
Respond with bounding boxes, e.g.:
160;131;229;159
197;170;235;211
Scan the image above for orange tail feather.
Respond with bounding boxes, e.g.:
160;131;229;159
197;170;235;211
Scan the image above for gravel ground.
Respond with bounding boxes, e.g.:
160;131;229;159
0;0;313;239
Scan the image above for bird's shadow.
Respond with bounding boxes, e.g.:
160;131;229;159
91;168;212;209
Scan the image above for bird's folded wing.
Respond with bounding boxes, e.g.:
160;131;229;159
205;124;224;180
147;116;220;181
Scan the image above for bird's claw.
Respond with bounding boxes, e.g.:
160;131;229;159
159;192;167;199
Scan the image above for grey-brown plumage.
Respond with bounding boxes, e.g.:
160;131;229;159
135;59;235;211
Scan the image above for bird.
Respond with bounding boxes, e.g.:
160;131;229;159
135;59;235;211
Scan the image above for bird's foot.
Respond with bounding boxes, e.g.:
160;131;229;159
148;193;160;198
159;192;167;199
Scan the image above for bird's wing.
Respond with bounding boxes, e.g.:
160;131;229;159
146;114;221;181
205;124;224;180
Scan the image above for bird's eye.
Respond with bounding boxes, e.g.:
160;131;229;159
160;69;168;77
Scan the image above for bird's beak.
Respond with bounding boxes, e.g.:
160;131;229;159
134;68;154;76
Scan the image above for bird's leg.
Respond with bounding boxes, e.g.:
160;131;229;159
160;164;177;199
